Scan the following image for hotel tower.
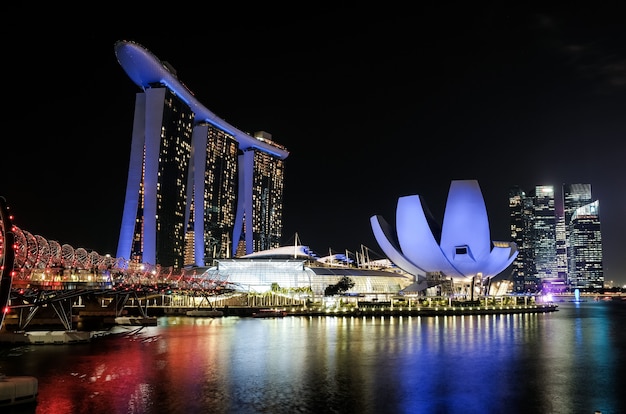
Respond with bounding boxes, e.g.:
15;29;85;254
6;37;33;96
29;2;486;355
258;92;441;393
114;41;289;269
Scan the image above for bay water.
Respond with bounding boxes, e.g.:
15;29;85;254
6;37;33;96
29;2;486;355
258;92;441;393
1;300;625;414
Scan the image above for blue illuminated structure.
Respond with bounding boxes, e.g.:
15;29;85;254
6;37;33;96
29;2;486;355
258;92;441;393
114;41;289;267
114;41;289;158
370;180;518;287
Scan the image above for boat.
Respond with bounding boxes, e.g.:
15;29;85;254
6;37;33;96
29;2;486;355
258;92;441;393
186;309;224;317
252;309;288;318
114;316;159;326
0;374;38;407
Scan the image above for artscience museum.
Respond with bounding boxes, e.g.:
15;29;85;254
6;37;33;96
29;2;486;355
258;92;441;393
371;179;518;296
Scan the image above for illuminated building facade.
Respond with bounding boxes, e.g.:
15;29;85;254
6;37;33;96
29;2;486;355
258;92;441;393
509;183;603;292
509;186;534;293
530;185;558;281
189;123;239;266
116;86;194;269
563;184;603;289
509;185;557;292
233;133;286;257
555;214;568;279
114;40;289;268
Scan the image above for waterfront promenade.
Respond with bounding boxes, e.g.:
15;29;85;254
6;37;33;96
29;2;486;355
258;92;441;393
167;302;560;318
4;290;623;344
0;295;561;345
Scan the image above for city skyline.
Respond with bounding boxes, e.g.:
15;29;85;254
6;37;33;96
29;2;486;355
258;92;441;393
509;183;604;292
2;5;625;285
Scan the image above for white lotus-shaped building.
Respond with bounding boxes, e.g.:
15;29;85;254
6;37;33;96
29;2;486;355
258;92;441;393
370;180;518;286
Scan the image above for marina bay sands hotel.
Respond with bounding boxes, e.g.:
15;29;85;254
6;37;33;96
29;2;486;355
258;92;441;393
114;40;290;269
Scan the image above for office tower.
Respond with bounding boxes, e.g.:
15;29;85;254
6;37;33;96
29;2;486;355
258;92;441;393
563;184;603;289
509;185;557;292
509;183;604;292
509;186;533;292
528;185;557;282
114;40;289;269
555;214;568;279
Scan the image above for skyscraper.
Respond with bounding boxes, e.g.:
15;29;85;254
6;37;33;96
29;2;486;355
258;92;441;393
509;183;604;292
509;186;534;292
232;131;286;257
530;185;557;281
116;86;194;269
188;123;239;266
563;184;603;289
114;41;289;269
509;185;557;292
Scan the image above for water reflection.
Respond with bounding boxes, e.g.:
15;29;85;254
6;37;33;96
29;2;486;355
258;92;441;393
1;301;624;414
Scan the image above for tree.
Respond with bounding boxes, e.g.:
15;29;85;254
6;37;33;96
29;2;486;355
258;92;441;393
324;276;355;296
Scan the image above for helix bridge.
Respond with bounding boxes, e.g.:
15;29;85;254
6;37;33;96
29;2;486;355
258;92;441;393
0;197;236;331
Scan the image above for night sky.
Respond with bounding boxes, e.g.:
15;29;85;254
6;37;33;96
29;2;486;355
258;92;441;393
2;4;625;285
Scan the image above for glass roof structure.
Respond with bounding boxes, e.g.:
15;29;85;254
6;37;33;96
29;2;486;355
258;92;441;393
194;257;413;296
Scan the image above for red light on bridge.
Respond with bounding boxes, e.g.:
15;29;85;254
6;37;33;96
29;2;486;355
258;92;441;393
2;306;8;314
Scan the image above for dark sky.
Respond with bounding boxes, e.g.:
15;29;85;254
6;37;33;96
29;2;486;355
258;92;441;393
2;4;625;285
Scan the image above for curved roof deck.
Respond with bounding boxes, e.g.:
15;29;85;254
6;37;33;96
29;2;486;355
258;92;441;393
114;40;289;160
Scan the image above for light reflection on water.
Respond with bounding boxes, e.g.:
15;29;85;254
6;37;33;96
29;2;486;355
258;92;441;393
1;301;625;414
